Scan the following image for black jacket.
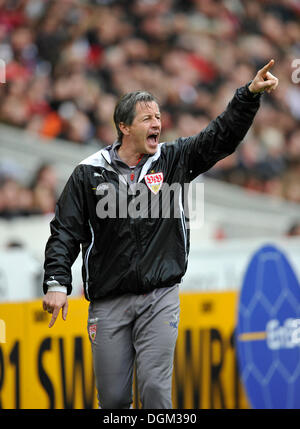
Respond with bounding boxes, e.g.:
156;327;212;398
43;84;261;301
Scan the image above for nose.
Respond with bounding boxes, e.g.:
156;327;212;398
151;117;161;129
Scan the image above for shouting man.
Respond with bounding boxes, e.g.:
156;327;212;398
42;60;278;409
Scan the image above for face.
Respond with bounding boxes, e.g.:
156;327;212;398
120;101;161;155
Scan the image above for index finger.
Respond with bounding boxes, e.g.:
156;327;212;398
49;307;60;328
259;59;275;75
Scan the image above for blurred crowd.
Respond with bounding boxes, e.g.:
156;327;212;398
0;162;57;218
0;0;300;220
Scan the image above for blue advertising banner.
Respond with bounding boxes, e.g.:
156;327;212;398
236;244;300;409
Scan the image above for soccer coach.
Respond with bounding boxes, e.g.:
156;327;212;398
42;60;278;409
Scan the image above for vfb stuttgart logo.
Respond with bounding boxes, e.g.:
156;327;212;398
144;172;163;195
88;324;97;343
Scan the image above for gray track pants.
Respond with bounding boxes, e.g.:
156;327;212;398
87;285;180;409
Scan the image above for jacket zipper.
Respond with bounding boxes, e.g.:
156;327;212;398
84;219;95;300
99;153;146;290
179;189;188;262
130;200;143;290
109;155;143;290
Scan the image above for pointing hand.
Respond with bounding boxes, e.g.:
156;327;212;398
248;59;279;94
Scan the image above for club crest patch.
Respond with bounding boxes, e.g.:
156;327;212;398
88;324;97;343
144;172;164;195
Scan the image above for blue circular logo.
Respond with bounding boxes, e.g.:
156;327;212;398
236;244;300;409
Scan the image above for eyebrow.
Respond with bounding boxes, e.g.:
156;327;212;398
142;113;161;118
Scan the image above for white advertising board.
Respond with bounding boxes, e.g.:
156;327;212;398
0;235;299;302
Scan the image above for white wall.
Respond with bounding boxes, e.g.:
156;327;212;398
0;214;299;302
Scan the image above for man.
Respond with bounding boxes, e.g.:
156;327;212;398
42;60;278;409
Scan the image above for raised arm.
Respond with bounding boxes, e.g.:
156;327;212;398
175;60;279;181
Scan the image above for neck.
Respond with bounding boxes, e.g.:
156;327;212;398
117;142;143;167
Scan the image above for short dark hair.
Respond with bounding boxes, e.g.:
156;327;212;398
113;91;158;142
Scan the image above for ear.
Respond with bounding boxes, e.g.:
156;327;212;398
119;122;130;136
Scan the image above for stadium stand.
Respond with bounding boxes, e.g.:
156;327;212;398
0;0;300;216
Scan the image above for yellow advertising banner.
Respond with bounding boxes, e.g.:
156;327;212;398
173;291;249;409
0;292;249;409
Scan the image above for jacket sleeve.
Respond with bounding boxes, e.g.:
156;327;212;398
176;83;261;181
43;165;88;295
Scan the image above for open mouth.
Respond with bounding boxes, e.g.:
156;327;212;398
147;133;159;146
